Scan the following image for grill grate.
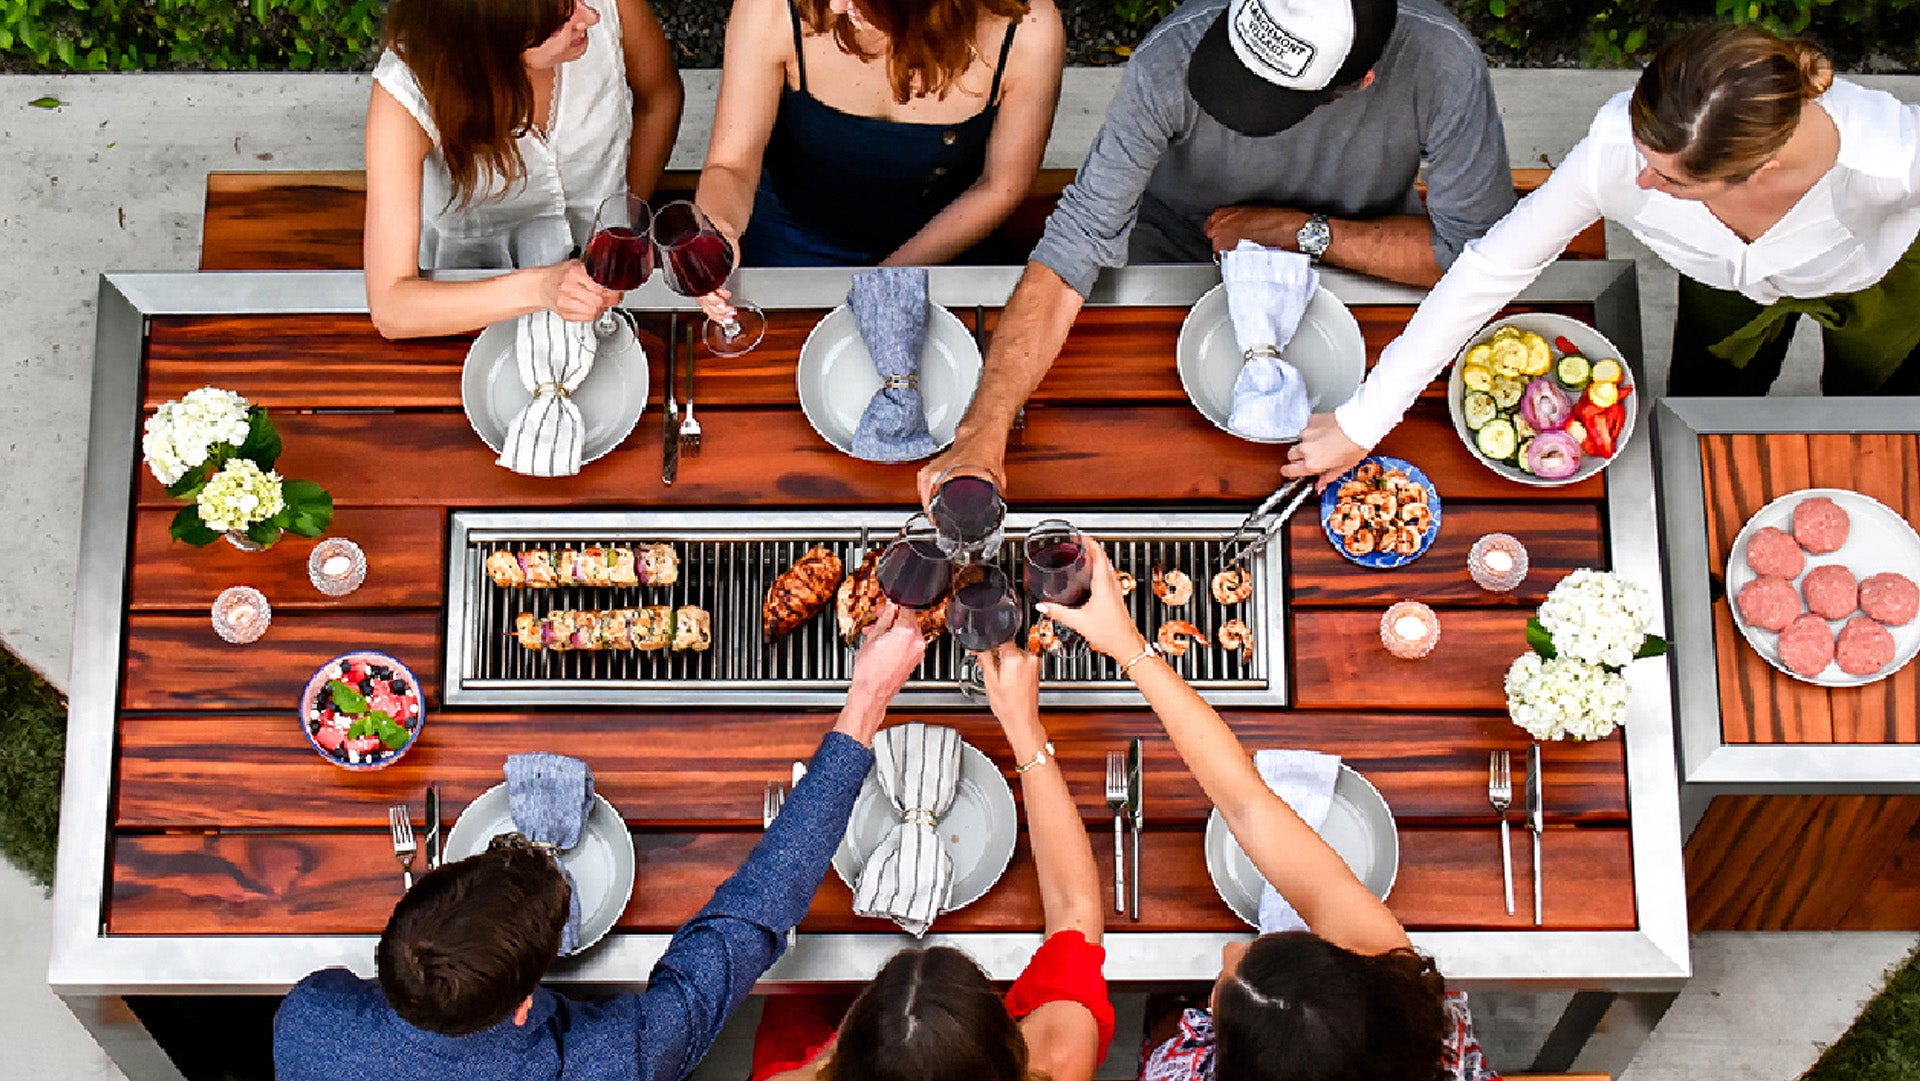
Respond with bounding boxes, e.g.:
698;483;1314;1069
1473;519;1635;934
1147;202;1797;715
445;511;1288;708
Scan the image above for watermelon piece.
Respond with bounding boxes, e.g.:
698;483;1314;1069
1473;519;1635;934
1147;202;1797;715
313;725;347;753
345;735;385;756
368;692;410;721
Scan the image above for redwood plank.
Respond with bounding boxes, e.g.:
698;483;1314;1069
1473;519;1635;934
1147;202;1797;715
201;173;366;271
108;825;1635;935
129;506;446;610
1287;502;1606;608
122;611;442;713
114;710;1628;829
144;315;470;409
1687;795;1920;931
1290;608;1529;712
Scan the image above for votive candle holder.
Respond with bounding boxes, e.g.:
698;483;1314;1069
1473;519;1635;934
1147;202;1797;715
1380;601;1440;660
1468;533;1530;592
309;538;367;597
212;586;271;645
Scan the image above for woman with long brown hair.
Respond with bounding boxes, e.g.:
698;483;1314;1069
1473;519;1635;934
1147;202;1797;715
746;645;1112;1081
693;0;1063;269
1285;23;1920;484
363;0;683;338
1042;544;1500;1081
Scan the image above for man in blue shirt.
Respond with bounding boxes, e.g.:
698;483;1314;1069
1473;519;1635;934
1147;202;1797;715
274;608;929;1081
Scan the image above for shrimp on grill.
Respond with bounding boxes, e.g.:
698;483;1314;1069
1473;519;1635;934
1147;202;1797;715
1217;619;1254;662
1027;618;1062;655
1211;566;1253;606
1156;620;1209;657
1153;566;1194;607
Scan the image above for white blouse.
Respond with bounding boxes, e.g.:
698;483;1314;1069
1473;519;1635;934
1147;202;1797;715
373;0;634;271
1337;78;1920;449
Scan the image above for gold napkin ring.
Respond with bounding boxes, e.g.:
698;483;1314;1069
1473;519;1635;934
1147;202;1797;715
882;375;918;390
1243;346;1283;362
534;382;573;399
901;808;939;827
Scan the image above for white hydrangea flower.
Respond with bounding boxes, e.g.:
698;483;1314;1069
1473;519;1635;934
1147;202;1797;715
1536;569;1654;669
196;458;285;534
142;387;253;486
1505;653;1630;741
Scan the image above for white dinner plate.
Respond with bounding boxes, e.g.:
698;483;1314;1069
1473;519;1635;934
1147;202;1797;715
797;303;982;461
461;317;650;465
1175;283;1366;442
442;783;637;955
1203;764;1399;927
1725;487;1920;687
832;738;1017;916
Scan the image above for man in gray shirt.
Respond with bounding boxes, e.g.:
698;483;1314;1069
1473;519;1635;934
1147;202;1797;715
918;0;1514;502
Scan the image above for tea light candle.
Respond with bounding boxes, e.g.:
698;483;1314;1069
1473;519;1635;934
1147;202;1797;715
1380;601;1440;659
308;538;367;597
212;586;271;645
1468;533;1530;592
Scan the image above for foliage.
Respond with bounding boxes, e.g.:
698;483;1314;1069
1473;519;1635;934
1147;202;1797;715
0;646;65;889
1801;942;1920;1081
1449;0;1920;67
0;0;383;72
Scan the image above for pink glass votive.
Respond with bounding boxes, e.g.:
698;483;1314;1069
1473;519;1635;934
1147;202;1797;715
1468;533;1530;592
308;537;368;597
212;586;271;644
1380;601;1441;660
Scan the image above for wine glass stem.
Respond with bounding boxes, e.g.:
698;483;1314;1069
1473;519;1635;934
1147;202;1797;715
594;310;619;337
716;316;742;342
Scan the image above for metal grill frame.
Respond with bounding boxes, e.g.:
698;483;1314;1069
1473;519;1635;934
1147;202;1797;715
444;509;1288;707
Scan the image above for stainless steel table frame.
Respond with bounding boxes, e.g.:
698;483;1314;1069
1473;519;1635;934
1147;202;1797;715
53;264;1688;1080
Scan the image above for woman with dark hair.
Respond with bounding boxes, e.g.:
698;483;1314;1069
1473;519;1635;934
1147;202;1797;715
1041;545;1498;1081
1285;23;1920;484
693;0;1064;269
362;0;683;338
747;644;1113;1081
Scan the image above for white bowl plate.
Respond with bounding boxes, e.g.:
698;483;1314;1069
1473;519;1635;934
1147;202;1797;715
442;783;638;955
1445;312;1636;487
1204;764;1399;927
461;317;650;465
1176;283;1366;443
796;304;982;460
832;738;1017;916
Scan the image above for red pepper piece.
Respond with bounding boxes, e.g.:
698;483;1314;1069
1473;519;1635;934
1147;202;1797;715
1555;336;1581;356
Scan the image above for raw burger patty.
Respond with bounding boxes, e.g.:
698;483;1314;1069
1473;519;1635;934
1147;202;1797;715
1777;613;1836;677
1744;527;1805;579
1792;497;1850;554
1736;576;1801;632
1860;572;1919;626
1836;616;1896;676
1801;564;1859;620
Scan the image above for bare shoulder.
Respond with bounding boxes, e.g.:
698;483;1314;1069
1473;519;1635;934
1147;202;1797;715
1014;0;1065;52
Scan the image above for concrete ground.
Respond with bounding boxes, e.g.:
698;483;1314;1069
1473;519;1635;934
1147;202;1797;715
2;68;1915;1080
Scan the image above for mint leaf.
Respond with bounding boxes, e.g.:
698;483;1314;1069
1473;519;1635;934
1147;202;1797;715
373;714;411;750
1525;617;1558;659
1635;633;1669;659
347;716;375;740
327;679;369;715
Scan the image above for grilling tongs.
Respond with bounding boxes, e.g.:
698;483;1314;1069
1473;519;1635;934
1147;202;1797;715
1219;477;1316;569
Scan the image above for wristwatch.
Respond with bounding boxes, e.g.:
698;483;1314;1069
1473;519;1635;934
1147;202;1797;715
1296;214;1333;260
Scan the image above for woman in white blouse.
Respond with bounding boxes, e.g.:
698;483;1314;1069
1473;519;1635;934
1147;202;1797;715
1286;24;1920;483
362;0;684;338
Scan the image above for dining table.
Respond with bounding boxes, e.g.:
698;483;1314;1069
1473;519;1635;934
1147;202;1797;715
50;262;1688;1080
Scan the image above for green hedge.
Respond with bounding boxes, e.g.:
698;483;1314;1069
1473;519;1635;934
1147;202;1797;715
0;647;64;888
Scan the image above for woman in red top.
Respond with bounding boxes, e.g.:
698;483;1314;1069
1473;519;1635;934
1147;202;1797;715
749;644;1113;1081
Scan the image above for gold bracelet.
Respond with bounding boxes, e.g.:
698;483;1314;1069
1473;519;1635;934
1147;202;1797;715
1118;644;1162;676
1015;741;1056;774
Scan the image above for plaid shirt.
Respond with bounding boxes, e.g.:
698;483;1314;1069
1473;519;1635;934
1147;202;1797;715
1142;991;1499;1081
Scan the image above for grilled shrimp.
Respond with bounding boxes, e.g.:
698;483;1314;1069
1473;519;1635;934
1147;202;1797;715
1156;619;1209;657
1343;528;1378;557
1115;570;1137;596
1027;618;1061;655
1383;526;1423;556
1354;462;1383;485
1152;566;1194;607
1398;503;1433;533
1211;566;1253;605
1328;504;1367;536
1361;490;1399;525
1217;619;1254;662
1336;480;1371;500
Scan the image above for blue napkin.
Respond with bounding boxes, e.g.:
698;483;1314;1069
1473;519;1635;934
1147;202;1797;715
504;752;594;954
848;267;939;463
1223;241;1316;443
1252;748;1342;933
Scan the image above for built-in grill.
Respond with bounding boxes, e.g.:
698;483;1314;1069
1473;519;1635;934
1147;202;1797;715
444;510;1288;707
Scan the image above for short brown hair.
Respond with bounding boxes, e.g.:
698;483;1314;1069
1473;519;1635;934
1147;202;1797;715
1214;932;1448;1081
375;847;571;1034
383;0;576;207
1630;24;1835;184
796;0;1029;105
820;947;1033;1081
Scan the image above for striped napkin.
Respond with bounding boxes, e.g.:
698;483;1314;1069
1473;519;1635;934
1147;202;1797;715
1223;240;1316;443
504;751;594;954
852;723;963;936
497;311;598;477
1254;748;1342;933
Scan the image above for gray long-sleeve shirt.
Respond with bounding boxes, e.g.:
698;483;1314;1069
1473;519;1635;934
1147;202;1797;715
1032;0;1516;295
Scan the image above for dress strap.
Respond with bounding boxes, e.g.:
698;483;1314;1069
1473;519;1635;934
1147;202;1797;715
787;0;809;94
986;16;1018;105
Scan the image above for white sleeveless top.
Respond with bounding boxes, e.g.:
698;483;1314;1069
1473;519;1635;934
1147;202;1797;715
373;0;634;270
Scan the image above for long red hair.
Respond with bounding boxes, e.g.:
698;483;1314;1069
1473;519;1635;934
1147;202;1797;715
797;0;1029;105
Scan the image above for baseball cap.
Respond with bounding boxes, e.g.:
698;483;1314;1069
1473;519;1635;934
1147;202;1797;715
1188;0;1398;137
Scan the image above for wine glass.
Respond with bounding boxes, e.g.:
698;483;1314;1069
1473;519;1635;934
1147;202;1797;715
928;466;1006;564
948;564;1022;653
1022;518;1093;656
652;199;766;356
876;514;954;609
583;194;654;337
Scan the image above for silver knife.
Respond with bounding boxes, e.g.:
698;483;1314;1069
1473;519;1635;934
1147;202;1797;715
1126;737;1143;921
1527;743;1543;926
663;313;680;486
423;785;440;870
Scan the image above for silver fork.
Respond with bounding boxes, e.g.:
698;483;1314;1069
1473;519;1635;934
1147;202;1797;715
678;326;702;456
388;805;417;890
764;781;796;949
1105;752;1127;914
1489;751;1513;916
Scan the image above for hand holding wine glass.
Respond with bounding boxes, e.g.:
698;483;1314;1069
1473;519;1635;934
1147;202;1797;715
654;199;766;356
1036;543;1148;661
537;261;621;324
583;193;655;335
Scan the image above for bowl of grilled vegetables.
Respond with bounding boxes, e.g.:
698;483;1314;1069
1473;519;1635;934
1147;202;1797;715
1447;313;1636;488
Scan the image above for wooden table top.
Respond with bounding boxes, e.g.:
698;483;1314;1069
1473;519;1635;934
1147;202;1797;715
1700;432;1920;745
108;300;1636;939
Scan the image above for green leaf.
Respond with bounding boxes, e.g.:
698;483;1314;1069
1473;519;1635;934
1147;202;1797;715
280;479;333;538
1635;633;1670;659
246;518;282;547
168;504;220;546
1488;0;1506;16
347;715;375;740
237;406;282;470
27;96;62;109
1525;617;1558;659
327;679;369;715
1623;28;1646;53
373;714;411;750
163;462;212;500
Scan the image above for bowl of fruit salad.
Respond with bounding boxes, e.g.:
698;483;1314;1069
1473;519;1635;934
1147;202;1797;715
1447;313;1636;487
299;651;426;770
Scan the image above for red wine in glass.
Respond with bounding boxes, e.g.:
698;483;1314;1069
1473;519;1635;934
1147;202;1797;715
664;233;733;297
1023;523;1092;607
584;226;654;292
877;538;953;608
653;199;766;356
931;471;1006;561
949;568;1021;652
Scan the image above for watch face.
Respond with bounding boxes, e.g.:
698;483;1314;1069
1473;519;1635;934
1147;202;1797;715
1298;217;1332;256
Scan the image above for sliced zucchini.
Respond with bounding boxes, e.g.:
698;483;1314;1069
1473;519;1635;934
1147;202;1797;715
1476;417;1518;461
1462;363;1494;392
1587;380;1620;409
1556;354;1591;388
1590;358;1624;384
1491;377;1525;409
1514;414;1537;442
1515;437;1535;473
1462;390;1498;429
1522;333;1553;376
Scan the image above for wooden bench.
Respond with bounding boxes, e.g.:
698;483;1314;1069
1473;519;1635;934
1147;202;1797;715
201;167;1605;270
